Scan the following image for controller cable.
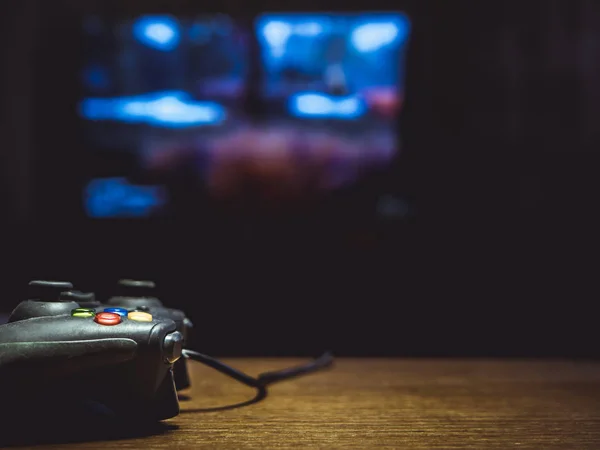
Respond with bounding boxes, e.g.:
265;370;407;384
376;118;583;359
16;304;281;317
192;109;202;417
182;350;334;403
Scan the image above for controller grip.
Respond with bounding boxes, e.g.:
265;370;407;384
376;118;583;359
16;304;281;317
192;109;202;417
93;367;180;421
0;338;138;377
149;369;180;420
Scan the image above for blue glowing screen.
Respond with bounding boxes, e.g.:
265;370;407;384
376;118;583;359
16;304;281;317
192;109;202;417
133;16;181;51
256;13;410;119
288;92;367;119
80;14;246;127
80;91;226;128
84;178;167;218
80;12;411;218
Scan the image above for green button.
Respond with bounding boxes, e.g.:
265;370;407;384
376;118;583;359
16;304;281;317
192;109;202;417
71;308;96;318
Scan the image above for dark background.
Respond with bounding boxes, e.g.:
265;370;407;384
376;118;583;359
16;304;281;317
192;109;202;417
1;0;598;357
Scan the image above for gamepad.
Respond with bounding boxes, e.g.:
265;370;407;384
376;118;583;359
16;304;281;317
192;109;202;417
59;279;193;391
0;280;183;421
1;280;334;426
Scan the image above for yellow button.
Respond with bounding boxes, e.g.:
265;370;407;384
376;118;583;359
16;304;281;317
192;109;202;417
128;311;153;322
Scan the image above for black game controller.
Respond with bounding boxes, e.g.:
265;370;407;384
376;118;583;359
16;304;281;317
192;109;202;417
0;280;183;421
1;280;334;428
59;279;193;391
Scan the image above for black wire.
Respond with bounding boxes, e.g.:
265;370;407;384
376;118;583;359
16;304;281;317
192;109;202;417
256;351;335;385
181;350;334;392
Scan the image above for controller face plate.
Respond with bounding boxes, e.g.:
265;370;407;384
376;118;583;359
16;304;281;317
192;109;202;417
61;280;194;391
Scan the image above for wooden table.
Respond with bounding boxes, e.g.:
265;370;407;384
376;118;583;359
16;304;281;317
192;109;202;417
5;358;600;449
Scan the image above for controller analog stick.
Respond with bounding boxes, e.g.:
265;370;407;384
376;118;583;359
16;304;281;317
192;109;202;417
29;280;74;302
9;281;79;322
59;290;98;307
118;279;156;298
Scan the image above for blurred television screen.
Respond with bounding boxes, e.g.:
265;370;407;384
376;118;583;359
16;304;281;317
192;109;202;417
79;12;411;218
254;12;411;191
256;13;409;116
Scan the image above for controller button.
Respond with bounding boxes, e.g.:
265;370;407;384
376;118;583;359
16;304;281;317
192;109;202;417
103;307;128;317
128;311;153;322
94;312;122;326
163;331;183;363
71;308;96;318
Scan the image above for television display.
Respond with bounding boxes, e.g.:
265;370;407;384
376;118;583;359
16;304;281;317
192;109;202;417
79;12;411;217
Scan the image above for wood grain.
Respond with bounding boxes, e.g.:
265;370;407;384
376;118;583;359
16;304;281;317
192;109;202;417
8;358;600;449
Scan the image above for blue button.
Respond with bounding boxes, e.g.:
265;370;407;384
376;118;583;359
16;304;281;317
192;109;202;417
103;307;128;317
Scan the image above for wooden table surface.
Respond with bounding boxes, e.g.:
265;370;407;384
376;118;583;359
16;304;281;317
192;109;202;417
4;358;600;449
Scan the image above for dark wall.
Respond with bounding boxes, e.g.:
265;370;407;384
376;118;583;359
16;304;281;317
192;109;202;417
0;0;37;223
424;0;599;358
1;0;598;357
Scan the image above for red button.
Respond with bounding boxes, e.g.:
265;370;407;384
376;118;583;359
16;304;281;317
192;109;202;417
94;312;121;326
